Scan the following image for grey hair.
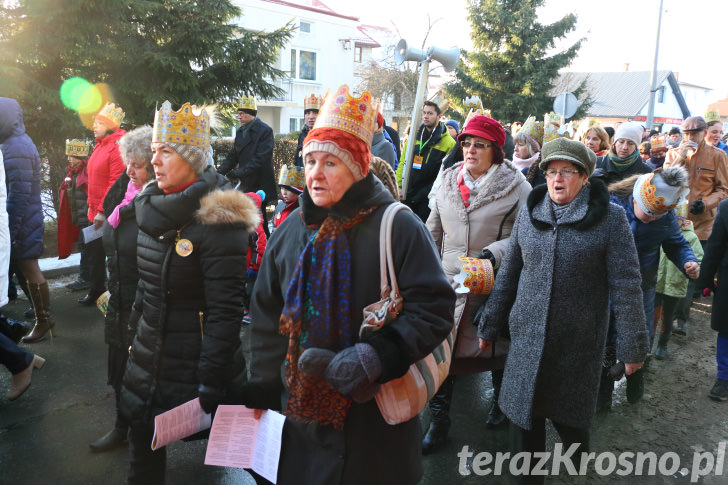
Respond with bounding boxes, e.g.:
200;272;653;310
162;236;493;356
513;131;537;157
118;125;154;176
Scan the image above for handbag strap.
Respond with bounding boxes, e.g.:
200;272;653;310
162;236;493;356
378;203;411;299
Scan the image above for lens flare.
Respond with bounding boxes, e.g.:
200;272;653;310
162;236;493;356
59;77;91;111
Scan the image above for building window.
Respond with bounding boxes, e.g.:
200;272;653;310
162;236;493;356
289;117;304;132
300;21;311;33
658;86;665;103
290;49;317;81
354;46;362;63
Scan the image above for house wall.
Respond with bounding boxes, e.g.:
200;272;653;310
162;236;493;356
633;78;686;133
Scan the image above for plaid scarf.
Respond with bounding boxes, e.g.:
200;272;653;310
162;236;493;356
279;206;376;429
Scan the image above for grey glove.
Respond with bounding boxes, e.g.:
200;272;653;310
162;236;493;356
298;344;382;402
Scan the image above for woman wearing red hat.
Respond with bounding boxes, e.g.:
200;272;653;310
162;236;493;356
424;115;531;453
243;86;454;484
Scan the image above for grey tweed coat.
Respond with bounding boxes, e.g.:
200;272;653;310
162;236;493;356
478;179;648;430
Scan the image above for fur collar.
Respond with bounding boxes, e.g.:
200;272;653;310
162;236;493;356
442;160;527;221
527;177;609;231
196;189;260;231
607;174;642;198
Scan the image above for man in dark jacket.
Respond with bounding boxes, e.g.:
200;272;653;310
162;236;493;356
294;93;322;167
217;96;276;231
395;101;456;222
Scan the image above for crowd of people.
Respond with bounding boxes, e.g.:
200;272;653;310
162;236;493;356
1;88;728;484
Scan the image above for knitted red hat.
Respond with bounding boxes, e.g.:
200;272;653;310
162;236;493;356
303;127;371;181
458;115;506;147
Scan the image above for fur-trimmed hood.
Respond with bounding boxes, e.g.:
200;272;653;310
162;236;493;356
196;189;260;231
441;159;528;221
608;174;642;199
527;177;609;231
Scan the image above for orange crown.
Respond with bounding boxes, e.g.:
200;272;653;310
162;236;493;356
313;85;379;146
304;93;324;111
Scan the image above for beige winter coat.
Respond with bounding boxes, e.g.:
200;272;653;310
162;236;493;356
427;160;531;373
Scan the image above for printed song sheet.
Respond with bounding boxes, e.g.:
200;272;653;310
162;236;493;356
151;398;211;451
204;406;285;484
82;224;104;243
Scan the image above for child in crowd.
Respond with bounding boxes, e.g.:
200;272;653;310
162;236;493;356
272;164;304;231
654;202;704;359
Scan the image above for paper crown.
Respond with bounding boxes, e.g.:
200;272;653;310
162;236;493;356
675;201;689;219
95;103;125;129
312;85;379;146
704;109;721;124
238;95;257;111
543;124;561;143
634;170;688;217
462;95;483;111
65;139;92;157
453;257;494;295
520;116;544;146
429;91;450;113
152;101;210;149
650;134;667;149
304;93;324;111
544;112;564;127
278;164;305;192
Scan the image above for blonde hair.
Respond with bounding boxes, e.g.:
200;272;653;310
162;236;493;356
581;126;610;151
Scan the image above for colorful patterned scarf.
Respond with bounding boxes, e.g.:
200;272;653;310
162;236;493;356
280;206;376;429
608;149;640;172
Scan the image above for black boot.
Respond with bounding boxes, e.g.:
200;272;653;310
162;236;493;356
485;368;507;428
655;331;670;360
626;368;644;404
422;375;454;455
596;366;613;413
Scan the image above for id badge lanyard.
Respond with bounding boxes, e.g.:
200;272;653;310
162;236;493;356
414;128;434;170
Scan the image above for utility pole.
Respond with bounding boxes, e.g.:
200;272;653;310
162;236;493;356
646;0;665;130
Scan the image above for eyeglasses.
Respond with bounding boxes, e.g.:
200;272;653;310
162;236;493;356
460;140;492;150
544;168;581;179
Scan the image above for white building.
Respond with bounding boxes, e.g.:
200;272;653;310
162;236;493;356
675;77;714;118
233;0;388;134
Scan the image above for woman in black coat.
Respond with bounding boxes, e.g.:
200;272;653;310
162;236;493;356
89;126;154;453
119;102;259;483
698;199;728;401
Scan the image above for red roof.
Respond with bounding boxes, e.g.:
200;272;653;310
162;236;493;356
260;0;359;21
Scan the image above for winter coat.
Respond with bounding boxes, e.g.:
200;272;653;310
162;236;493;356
217;117;277;205
664;141;728;240
594;153;652;187
86;129;126;221
657;221;703;298
608;177;697;291
478;180;648;430
57;160;90;259
427;161;531;374
120;167;259;426
698;199;728;333
101;173;138;350
246;173;455;485
370;130;397;168
0;153;9;307
0;97;44;260
273;198;299;229
294;124;311;167
396;122;456;220
65;161;90;227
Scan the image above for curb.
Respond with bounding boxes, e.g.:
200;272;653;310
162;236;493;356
40;253;81;279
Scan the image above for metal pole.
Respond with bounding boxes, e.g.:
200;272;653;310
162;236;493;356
646;0;664;130
401;59;430;199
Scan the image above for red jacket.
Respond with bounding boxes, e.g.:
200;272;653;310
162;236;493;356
244;192;267;273
87;129;126;221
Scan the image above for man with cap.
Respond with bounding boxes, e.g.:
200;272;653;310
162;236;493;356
396;100;456;222
294;94;323;167
79;102;127;306
217;95;276;232
664;115;728;333
593;122;652;186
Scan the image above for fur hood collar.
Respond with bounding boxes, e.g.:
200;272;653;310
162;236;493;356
442;159;527;220
527;177;609;231
608;174;642;198
196;189;260;231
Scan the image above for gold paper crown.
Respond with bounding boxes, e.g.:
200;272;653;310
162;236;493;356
313;85;379;146
544;112;564;127
462;96;483;111
520;116;544;146
278;164;305;191
304;93;324;112
152;101;210;150
675;201;689;219
704;109;721;124
543;124;562;143
637;172;674;215
96;103;125;129
65;139;92;157
650;134;667;149
238;95;257;111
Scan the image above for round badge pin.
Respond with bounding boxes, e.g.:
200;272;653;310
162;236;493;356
175;238;194;257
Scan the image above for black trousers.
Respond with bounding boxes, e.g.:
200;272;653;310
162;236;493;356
128;425;166;484
509;417;589;484
85;238;107;294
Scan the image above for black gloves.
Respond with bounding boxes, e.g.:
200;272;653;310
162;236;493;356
476;249;496;267
298;344;382;403
689;199;705;215
198;384;226;414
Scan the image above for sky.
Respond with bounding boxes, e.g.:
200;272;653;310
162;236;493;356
323;0;727;103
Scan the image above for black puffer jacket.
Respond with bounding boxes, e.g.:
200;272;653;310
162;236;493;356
101;173;137;350
68;161;90;228
120;167;260;426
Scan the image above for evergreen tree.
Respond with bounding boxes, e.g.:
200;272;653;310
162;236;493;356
0;0;292;215
445;0;590;124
